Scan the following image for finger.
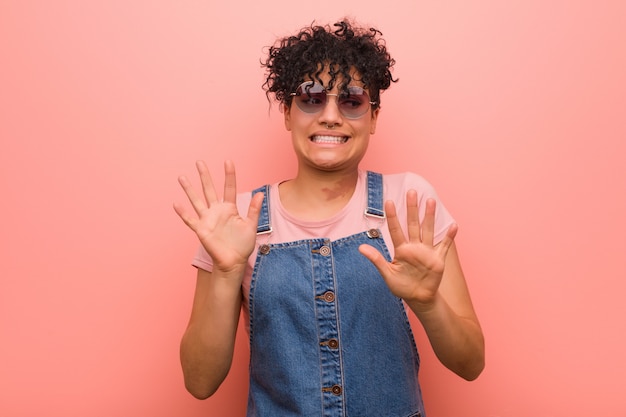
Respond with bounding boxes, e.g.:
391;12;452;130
446;223;459;240
223;160;237;203
358;244;390;277
178;175;207;216
436;223;458;257
421;198;436;245
172;202;198;230
384;200;407;248
246;191;265;224
406;190;421;243
196;160;218;204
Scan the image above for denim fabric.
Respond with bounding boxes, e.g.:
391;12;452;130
247;173;425;417
254;184;272;234
365;171;385;218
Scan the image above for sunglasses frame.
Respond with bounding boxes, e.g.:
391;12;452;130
289;81;377;119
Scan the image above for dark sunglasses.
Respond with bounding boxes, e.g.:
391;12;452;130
290;82;377;119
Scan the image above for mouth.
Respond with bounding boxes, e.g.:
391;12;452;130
310;135;349;144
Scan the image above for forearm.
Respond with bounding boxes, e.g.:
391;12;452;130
409;293;485;380
180;269;243;399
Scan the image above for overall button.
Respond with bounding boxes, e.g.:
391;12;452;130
320;338;339;348
322;385;343;395
366;228;380;238
319;245;331;256
258;244;270;255
322;291;335;302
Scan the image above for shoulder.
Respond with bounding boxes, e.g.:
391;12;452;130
382;171;440;200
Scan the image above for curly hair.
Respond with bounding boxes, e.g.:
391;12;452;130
261;19;397;110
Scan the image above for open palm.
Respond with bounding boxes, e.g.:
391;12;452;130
174;160;263;274
359;190;458;306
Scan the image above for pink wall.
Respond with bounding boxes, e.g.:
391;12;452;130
1;1;625;416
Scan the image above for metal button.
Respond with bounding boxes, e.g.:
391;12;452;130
323;291;335;302
319;245;331;256
328;338;339;349
322;384;343;395
258;244;270;255
366;228;380;238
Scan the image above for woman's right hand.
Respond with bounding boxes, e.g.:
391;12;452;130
174;160;264;276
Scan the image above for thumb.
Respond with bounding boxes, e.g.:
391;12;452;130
246;192;265;223
358;244;388;274
436;223;458;257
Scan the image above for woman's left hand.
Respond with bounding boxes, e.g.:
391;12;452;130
359;190;458;309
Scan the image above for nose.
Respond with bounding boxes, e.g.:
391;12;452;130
317;93;343;127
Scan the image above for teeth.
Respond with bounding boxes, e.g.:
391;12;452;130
311;135;347;143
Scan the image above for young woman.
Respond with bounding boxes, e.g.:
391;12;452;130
174;19;484;417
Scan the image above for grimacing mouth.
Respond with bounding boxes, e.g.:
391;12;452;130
310;135;349;144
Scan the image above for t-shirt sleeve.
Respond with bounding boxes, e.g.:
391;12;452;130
191;245;212;272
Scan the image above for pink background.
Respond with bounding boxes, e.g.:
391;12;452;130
1;1;625;416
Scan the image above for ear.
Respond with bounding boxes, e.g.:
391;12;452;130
369;108;380;134
283;102;292;131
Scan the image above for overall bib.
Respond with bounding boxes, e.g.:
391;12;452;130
247;172;425;417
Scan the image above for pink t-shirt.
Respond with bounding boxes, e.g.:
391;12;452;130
192;170;455;329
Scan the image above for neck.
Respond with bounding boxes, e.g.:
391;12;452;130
279;169;359;221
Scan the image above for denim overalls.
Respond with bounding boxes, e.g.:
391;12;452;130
247;172;425;417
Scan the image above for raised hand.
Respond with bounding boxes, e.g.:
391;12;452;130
358;190;458;308
173;160;264;275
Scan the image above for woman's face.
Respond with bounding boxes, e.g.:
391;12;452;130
283;69;379;174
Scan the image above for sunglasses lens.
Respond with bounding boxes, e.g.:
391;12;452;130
294;82;327;113
338;87;370;118
293;82;372;119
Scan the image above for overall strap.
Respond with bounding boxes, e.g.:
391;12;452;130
252;185;272;234
365;171;385;218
